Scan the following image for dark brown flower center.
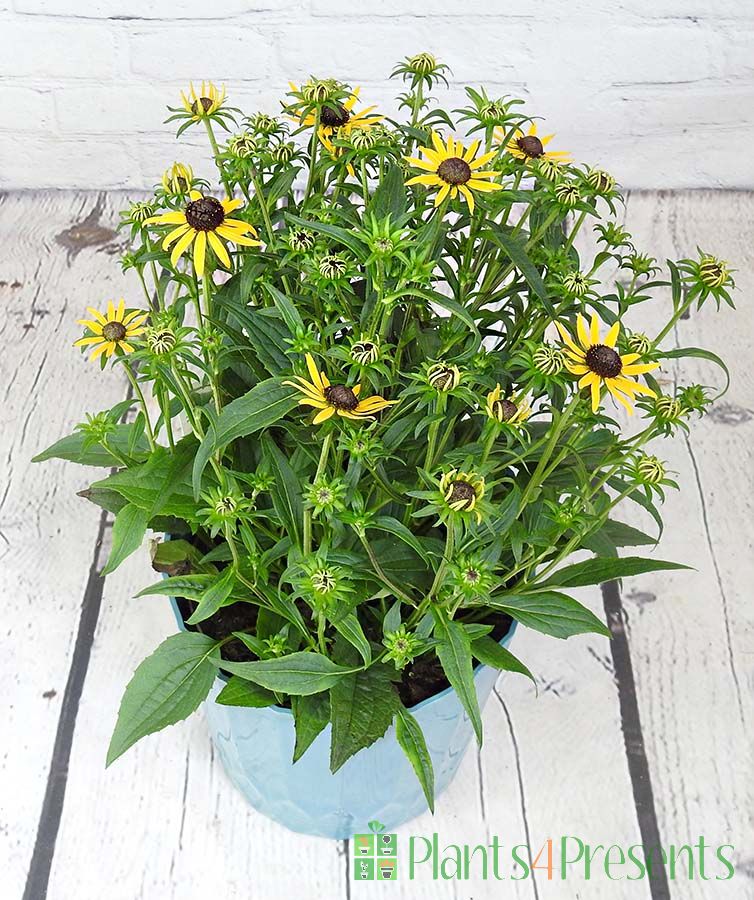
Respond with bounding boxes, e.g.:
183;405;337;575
185;197;225;231
324;384;359;411
493;398;518;421
517;135;544;158
320;104;350;128
192;97;214;114
448;480;476;507
102;321;127;342
585;344;622;379
437;157;472;185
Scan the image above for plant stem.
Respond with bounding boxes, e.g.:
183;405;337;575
303;432;332;555
123;364;156;450
203;118;232;197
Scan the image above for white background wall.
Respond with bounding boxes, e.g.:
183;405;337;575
1;0;753;190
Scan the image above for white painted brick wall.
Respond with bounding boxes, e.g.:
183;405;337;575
1;1;753;189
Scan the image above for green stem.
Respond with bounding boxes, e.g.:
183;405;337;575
359;534;416;606
303;432;332;555
123;364;156;450
251;169;275;247
203;118;232;197
302;110;321;208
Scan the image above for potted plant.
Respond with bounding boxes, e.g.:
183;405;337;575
35;54;734;838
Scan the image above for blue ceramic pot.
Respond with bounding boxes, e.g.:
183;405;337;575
170;598;516;839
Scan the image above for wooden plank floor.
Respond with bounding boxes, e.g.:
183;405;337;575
2;190;752;900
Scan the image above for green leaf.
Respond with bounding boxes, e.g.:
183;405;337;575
101;503;148;575
91;446;198;519
541;555;690;590
583;520;657;557
332;613;372;665
367;163;408;220
263;283;304;334
216;676;276;708
135;574;214;600
192;379;299;497
285;212;364;257
394;705;435;812
662;346;730;398
431;608;483;745
107;632;219;765
370;516;433;564
33;422;149;466
470;635;535;684
212;652;356;695
187;566;236;625
483;223;553;314
329;663;400;772
232;307;291;376
490;592;610;639
292;693;330;762
262;434;303;545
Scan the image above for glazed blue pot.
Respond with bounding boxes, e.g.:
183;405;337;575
170;598;516;839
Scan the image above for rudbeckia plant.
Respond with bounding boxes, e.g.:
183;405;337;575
36;56;735;827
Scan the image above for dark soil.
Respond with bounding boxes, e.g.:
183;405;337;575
170;540;513;708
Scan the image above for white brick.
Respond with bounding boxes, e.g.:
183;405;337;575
0;21;117;79
54;85;171;135
0;136;134;189
15;0;292;15
128;26;275;81
0;85;55;132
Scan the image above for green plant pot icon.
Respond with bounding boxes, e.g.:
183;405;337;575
378;859;397;880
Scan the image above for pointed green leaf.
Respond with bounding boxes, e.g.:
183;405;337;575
216;676;276;708
101;503;148;575
135;574;214;600
292;693;330;762
107;632;219;765
192;379;299;497
431;608;483;745
470;635;535;684
329;663;400;772
332;613;372;665
395;705;435;812
187;566;236;625
541;556;690;590
212;651;356;695
490;591;610;639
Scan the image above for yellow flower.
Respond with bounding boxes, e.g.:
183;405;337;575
146;190;261;277
405;133;502;213
291;84;383;168
439;470;485;523
74;300;148;361
485;385;531;425
283;353;396;425
181;81;226;120
162;162;193;195
499;122;571;166
555;314;659;415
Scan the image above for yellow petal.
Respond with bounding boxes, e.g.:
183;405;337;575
435;183;451;206
604;321;620;347
193;230;207;276
149;211;187;225
606;382;634;416
405;157;439;173
90;341;110;361
459;184;475;213
621;362;660;376
170;228;196;268
590;313;600;345
590;379;601;412
463;139;480;162
576;314;590;349
77;319;104;335
86;306;107;324
221;198;243;214
74;335;105;347
208;230;231;268
305;353;324;391
431;132;446;157
406;174;441;186
163;223;191;250
313;406;336;424
115;299;125;322
107;300;115;321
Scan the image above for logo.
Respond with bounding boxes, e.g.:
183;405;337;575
353;821;398;881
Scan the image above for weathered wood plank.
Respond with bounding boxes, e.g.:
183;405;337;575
614;191;754;896
0;191;135;897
